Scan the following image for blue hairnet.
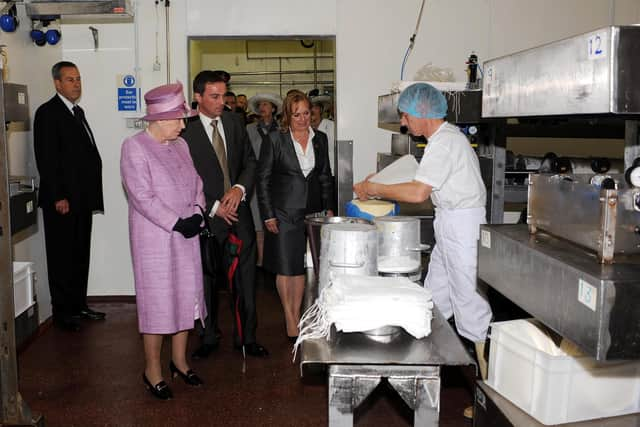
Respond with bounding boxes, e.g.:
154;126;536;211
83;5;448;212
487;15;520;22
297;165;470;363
398;83;447;119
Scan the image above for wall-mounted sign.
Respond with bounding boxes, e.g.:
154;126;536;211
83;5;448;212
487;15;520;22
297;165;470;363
117;74;139;112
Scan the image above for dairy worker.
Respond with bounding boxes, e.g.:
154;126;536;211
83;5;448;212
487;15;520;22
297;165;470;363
353;82;492;377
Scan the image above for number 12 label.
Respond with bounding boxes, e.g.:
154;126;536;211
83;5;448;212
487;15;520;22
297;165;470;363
587;32;607;60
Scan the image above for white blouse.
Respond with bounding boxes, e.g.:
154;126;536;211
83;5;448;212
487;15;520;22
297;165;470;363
290;127;316;177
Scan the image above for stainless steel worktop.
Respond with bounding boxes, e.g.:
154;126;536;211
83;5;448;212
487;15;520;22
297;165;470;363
299;270;474;426
300;271;474;374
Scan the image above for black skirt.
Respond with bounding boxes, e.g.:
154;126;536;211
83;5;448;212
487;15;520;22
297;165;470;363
263;207;307;276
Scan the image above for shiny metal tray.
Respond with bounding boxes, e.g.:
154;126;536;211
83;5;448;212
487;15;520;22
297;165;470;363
478;224;640;361
528;174;640;262
482;26;640;118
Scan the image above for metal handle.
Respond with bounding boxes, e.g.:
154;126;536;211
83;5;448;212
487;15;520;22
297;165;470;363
407;244;431;252
329;260;365;268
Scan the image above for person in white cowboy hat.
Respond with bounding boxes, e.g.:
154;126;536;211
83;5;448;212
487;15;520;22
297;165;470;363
246;93;283;266
120;82;206;400
309;92;336;172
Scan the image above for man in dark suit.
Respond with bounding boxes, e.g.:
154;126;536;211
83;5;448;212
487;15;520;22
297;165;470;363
33;61;105;332
183;70;268;358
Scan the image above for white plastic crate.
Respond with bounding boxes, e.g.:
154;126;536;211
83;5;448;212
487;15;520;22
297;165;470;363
13;262;35;318
487;319;640;425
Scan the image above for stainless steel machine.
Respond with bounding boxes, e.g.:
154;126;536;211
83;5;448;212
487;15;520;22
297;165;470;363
528;173;640;263
478;26;640;363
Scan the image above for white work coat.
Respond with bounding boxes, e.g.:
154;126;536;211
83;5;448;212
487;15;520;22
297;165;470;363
415;122;492;342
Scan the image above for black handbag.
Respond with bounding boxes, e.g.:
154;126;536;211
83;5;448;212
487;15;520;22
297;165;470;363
197;205;220;277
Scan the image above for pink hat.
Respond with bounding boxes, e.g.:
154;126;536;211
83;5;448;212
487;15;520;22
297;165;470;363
142;82;197;121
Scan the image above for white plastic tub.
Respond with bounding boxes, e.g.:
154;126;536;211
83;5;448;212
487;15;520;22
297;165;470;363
13;262;35;318
487;319;640;425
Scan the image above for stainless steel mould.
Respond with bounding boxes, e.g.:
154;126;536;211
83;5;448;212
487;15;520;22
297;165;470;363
482;26;640;118
478;224;640;361
527;173;640;263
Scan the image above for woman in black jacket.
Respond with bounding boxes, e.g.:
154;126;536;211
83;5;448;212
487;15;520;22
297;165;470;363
257;90;334;340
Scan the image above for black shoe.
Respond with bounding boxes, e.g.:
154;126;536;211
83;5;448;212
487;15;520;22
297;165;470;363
74;307;106;321
142;374;173;400
191;342;218;359
242;342;269;358
53;316;81;332
169;361;203;386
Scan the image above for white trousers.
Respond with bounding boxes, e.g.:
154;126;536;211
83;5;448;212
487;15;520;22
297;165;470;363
425;206;492;342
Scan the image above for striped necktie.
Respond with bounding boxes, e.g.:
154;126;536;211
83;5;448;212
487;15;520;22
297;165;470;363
211;119;230;191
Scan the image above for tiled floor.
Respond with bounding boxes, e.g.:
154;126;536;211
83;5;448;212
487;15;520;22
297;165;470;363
18;271;474;427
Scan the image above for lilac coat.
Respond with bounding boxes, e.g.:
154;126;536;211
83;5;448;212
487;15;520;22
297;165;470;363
120;131;206;334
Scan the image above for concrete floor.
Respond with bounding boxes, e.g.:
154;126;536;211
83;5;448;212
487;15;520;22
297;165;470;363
17;271;475;427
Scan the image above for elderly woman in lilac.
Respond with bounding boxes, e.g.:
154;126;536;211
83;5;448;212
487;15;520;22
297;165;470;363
120;82;206;400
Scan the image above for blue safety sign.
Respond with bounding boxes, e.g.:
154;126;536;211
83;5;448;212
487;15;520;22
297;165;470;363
123;75;136;87
118;87;138;111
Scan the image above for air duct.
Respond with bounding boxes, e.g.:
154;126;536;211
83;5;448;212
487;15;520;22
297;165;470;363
25;0;133;19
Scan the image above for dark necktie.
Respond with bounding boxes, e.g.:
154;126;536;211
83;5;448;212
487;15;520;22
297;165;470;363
73;105;96;146
211;119;230;191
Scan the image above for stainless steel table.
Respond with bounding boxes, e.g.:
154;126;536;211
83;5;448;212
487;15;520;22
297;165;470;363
300;271;474;426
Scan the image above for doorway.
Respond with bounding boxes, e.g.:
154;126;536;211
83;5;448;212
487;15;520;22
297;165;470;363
187;37;335;117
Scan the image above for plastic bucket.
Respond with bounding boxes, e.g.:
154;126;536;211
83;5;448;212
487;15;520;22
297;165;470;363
304;215;373;276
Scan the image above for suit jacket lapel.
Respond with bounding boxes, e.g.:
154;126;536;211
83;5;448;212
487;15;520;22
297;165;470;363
189;118;217;160
284;133;304;177
311;134;322;176
53;95;94;145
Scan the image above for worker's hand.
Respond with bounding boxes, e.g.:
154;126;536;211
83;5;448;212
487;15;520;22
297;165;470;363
55;199;70;215
221;186;243;213
215;202;239;225
264;218;279;234
353;173;376;201
353;180;368;200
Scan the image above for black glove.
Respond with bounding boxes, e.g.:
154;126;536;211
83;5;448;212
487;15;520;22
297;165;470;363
173;213;203;238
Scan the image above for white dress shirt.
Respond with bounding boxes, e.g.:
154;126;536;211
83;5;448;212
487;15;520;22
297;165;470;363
291;127;316;178
197;112;246;217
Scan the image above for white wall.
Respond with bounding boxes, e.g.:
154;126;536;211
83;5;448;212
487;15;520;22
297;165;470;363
60;22;137;296
337;0;640;182
185;0;336;37
7;0;639;301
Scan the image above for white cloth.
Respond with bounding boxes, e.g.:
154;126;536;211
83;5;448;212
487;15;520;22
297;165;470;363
369;154;419;185
415;122;486;209
317;118;335;172
296;274;434;355
290;127;316;177
426;206;492;342
325;275;433;337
